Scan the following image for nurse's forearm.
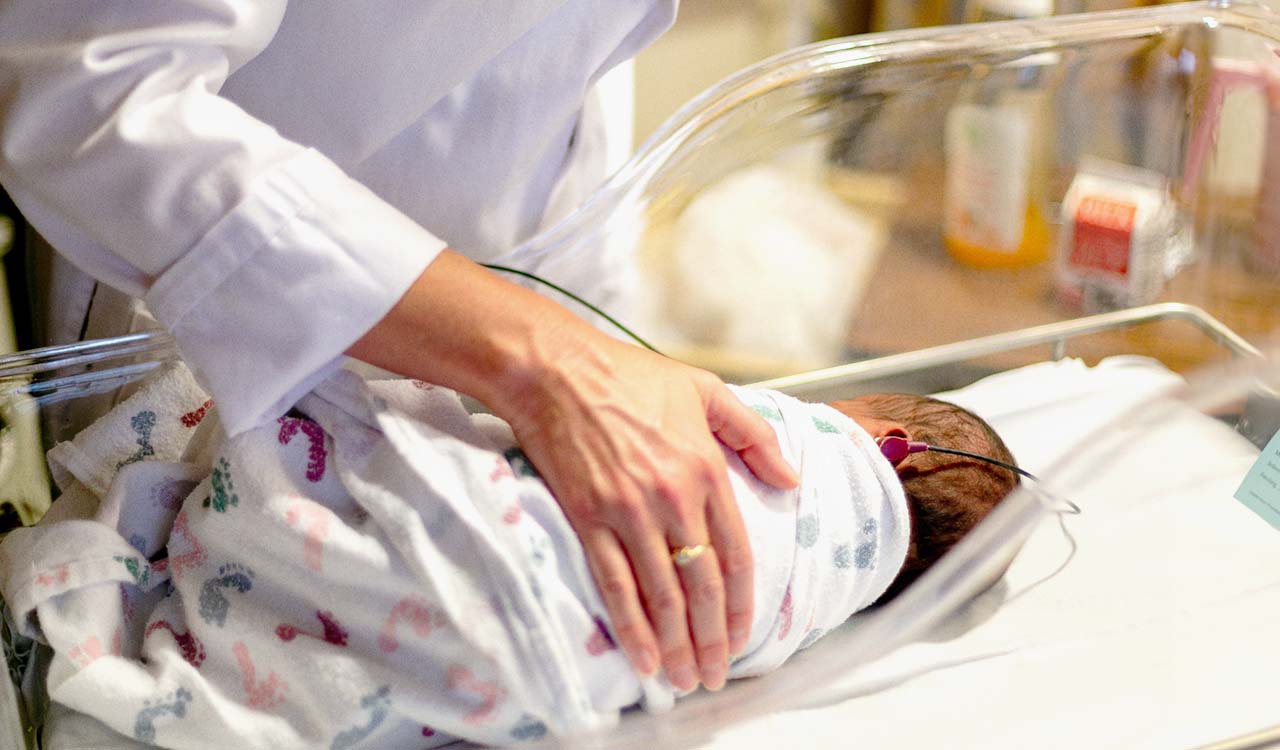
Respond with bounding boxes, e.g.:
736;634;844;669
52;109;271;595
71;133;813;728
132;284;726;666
345;249;584;410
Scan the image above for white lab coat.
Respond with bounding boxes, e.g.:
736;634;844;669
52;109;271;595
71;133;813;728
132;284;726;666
0;0;676;435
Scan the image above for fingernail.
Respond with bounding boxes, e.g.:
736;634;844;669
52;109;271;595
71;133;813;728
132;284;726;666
635;649;659;677
670;664;699;692
703;663;727;692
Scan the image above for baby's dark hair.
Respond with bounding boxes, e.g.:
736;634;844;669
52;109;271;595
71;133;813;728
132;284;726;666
851;394;1019;601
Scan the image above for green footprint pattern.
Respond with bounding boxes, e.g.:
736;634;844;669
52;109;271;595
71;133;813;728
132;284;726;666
203;458;240;513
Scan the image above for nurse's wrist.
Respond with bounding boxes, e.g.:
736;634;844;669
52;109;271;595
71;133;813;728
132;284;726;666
344;248;589;417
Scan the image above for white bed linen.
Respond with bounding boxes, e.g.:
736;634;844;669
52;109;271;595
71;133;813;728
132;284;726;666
38;356;1280;750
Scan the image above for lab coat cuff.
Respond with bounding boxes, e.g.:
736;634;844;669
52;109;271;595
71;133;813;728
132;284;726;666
145;148;445;437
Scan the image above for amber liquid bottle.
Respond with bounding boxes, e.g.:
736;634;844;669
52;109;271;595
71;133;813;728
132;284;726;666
943;0;1054;268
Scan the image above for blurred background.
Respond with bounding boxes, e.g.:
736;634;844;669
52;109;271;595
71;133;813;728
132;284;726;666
632;0;1215;146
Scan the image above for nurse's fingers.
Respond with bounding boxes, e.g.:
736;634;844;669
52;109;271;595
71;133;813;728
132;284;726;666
703;383;798;490
580;527;660;680
618;519;702;693
671;542;729;691
704;471;754;659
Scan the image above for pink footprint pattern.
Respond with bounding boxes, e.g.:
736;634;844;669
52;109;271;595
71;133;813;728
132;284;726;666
34;564;69;588
166;511;206;582
777;585;794;641
446;665;504;724
232;641;288;710
285;500;332;572
68;635;103;668
489;456;513;483
377;596;447;653
68;629;121;668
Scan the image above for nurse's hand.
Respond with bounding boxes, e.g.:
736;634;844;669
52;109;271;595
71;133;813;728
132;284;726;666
503;327;798;693
348;251;799;692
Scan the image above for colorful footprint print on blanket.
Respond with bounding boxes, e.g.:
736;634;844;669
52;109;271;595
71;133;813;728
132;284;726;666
117;410;157;469
377;596;446;653
285;500;331;572
203;458;239;512
151;477;198;511
68;630;120;668
510;714;548;741
133;688;193;743
278;415;328;482
855;516;878;569
330;686;392;750
232;641;288;710
447;665;504;724
198;563;254;626
145;620;207;668
180;399;213;428
113;555;151;588
165;510;207;582
34;564;68;588
777;585;794;641
585;616;617;656
276;610;349;647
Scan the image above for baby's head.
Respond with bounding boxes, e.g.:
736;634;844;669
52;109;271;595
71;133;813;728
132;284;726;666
830;393;1019;601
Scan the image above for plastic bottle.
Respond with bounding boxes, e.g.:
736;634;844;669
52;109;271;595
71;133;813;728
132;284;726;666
943;0;1054;268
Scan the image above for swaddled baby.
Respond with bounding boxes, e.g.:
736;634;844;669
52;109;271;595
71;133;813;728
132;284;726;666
0;366;1017;749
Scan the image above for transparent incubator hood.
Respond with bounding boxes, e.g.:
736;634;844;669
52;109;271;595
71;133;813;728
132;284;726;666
504;0;1280;389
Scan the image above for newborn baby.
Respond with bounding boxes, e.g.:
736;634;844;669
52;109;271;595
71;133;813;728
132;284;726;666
0;366;1017;749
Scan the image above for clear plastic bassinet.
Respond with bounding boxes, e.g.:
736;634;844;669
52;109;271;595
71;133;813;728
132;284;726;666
3;2;1280;749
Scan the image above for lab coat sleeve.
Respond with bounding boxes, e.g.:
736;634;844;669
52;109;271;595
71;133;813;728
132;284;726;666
0;0;445;436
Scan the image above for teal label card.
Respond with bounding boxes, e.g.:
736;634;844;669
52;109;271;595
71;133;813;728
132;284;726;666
1235;430;1280;531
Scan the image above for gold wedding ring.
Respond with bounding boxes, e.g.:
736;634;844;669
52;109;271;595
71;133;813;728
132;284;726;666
671;544;710;567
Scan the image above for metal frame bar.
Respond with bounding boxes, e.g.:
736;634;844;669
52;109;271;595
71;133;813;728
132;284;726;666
1199;726;1280;750
0;330;176;380
0;304;1264;404
752;302;1263;397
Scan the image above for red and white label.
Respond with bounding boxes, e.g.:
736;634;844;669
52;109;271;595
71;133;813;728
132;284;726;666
1069;195;1137;277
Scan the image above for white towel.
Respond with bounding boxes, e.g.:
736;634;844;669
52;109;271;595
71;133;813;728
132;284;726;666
45;364;213;497
0;368;909;748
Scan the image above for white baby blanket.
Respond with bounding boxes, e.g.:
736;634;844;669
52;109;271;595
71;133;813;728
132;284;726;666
0;365;907;749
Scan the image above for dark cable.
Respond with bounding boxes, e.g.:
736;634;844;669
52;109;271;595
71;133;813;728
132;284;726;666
925;445;1040;482
481;263;662;355
927;446;1082;515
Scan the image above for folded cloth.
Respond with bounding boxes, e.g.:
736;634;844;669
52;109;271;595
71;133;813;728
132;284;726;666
45;364;213;497
0;367;908;748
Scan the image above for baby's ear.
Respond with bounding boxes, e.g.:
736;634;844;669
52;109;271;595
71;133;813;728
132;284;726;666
880;425;910;441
